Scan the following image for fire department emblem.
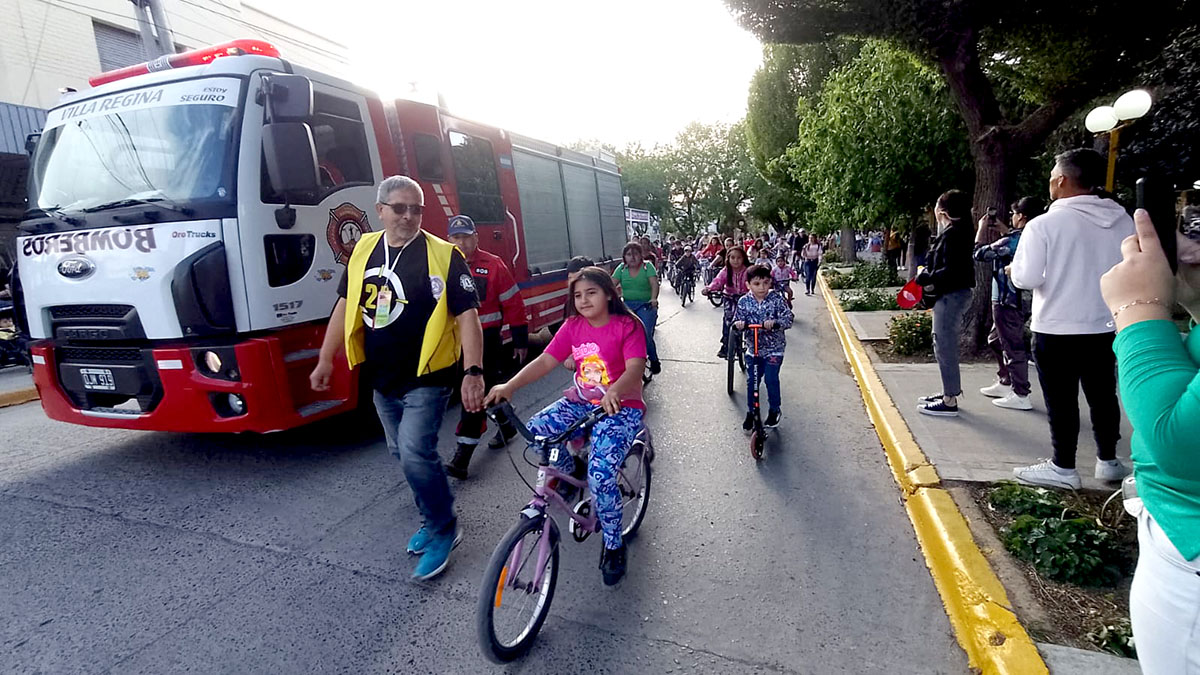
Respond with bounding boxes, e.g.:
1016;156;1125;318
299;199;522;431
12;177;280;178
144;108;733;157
326;202;372;265
130;266;154;281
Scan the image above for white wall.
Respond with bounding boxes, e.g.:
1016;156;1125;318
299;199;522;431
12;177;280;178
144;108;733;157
0;0;349;110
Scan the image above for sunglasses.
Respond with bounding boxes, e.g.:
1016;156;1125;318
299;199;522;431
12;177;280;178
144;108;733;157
380;202;424;216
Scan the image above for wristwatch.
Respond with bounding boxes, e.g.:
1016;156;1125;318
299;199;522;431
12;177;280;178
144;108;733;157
464;365;485;377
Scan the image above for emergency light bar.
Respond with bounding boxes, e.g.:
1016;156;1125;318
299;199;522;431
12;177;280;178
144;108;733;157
88;39;281;87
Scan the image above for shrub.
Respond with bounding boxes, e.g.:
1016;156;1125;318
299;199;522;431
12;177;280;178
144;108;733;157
988;482;1068;519
1002;515;1125;586
1087;618;1136;658
850;262;904;289
825;272;854;289
822;249;842;264
840;288;901;312
887;311;933;355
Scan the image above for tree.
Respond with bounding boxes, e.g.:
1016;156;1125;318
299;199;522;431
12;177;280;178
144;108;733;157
726;0;1195;348
785;42;972;255
615;144;674;225
662;122;759;238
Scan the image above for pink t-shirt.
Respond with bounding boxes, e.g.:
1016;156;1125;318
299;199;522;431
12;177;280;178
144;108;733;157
545;314;647;409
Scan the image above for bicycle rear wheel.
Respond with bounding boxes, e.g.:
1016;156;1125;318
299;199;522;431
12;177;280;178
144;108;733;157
477;515;559;663
726;343;736;396
618;445;652;538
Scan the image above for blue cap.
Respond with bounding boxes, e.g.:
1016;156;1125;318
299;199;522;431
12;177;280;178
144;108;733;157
447;214;476;237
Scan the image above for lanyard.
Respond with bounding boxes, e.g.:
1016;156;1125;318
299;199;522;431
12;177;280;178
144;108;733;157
380;231;418;289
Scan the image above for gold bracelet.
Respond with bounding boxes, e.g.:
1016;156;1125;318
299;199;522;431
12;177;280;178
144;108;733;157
1111;298;1166;320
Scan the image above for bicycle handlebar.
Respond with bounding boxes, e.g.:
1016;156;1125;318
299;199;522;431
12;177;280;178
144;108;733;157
485;401;608;448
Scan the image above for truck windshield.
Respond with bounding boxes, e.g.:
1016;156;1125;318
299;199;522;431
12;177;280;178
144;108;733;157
28;77;241;215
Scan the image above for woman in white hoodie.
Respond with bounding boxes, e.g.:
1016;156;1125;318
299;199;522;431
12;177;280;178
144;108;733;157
1009;149;1135;490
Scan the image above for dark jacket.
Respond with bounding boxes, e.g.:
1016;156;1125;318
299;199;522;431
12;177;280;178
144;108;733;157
972;230;1023;308
917;221;975;298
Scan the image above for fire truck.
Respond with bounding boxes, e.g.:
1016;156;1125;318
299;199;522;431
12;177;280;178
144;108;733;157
14;39;627;433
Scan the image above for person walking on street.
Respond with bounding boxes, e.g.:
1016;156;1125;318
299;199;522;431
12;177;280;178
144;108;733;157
613;242;662;375
1011;149;1135;490
914;190;976;417
799;234;822;296
1100;209;1200;673
310;175;484;580
444;215;528;479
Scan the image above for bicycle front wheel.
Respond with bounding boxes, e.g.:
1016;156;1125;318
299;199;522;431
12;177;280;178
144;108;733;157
618;444;652;538
477;515;559;663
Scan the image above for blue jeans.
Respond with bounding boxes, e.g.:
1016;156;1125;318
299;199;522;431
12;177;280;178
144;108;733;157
746;353;783;414
802;260;819;293
526;398;644;550
373;387;456;533
627;301;659;363
932;289;972;398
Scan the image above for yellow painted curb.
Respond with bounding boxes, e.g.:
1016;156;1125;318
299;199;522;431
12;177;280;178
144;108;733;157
819;275;1047;675
0;386;38;409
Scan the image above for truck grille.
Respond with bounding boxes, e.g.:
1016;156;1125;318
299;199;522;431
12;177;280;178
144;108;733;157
50;305;134;319
58;346;143;362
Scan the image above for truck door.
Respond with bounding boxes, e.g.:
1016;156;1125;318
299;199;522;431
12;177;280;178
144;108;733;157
236;73;383;330
441;120;523;276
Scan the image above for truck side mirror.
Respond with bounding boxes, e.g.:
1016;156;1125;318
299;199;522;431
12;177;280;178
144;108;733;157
260;74;313;122
25;132;41;156
263;122;320;226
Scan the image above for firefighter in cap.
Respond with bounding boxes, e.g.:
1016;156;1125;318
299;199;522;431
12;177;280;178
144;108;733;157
444;214;529;479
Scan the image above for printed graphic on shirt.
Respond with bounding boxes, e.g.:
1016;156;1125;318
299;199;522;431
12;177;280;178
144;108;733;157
459;273;476;294
360;265;406;329
571;342;611;403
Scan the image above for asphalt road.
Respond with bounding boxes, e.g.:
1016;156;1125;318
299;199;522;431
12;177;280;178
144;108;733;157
1;282;969;674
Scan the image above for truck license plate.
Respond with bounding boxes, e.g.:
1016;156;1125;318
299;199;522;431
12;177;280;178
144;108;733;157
80;368;116;391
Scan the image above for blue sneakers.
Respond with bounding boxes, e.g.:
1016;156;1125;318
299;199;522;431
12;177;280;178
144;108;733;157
412;525;462;580
406;525;434;555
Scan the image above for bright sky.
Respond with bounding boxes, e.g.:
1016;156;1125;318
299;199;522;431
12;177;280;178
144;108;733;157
256;0;763;148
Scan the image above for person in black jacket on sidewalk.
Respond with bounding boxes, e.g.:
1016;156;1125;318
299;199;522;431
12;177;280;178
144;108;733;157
914;189;977;417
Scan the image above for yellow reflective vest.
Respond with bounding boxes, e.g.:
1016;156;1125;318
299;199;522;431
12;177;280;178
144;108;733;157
342;230;460;376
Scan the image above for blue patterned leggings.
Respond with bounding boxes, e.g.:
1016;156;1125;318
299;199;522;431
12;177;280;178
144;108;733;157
526;398;645;550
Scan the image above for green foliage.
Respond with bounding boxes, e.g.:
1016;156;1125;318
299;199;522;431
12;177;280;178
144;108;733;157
615;144;673;225
824;270;853;289
821;249;842;264
1087;618;1137;658
1002;515;1124;587
782;41;971;236
887;312;932;355
988;482;1067;520
849;262;904;288
663;122;760;237
839;288;901;312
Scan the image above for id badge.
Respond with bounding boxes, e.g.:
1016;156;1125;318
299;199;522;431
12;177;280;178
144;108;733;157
374;285;393;327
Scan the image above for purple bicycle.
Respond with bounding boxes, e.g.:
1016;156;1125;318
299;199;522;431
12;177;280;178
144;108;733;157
476;401;654;662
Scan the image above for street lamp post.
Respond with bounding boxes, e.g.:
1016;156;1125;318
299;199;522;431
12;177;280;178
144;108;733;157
1085;89;1153;192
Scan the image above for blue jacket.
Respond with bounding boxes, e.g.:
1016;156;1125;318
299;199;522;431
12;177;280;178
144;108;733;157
733;290;794;357
973;230;1023;308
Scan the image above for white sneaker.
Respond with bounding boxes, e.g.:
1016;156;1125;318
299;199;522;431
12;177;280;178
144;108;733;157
1013;459;1081;490
979;381;1012;398
992;393;1033;410
1095;459;1131;482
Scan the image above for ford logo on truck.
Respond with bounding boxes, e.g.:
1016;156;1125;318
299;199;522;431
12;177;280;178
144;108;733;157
58;257;96;279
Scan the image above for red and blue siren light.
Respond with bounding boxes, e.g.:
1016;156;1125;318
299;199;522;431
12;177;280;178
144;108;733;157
88;39;281;87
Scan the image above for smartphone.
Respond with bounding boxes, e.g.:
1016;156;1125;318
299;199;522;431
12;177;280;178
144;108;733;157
1137;177;1178;273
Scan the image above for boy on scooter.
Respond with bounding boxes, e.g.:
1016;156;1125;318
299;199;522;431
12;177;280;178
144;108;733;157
732;265;794;430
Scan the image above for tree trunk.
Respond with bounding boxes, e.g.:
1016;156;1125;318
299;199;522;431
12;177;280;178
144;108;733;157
839;224;857;263
960;135;1017;353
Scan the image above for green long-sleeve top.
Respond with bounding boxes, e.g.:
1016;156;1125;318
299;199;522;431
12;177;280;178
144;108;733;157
1114;319;1200;560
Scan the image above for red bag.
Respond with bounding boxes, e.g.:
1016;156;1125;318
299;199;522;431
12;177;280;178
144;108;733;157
897;278;923;310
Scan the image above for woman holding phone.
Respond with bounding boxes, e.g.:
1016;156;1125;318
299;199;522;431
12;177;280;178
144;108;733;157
1100;208;1200;673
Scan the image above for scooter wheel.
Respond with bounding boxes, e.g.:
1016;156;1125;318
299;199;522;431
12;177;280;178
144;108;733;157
750;430;765;461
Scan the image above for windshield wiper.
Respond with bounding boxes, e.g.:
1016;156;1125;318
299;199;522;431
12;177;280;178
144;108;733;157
83;197;193;216
24;206;84;228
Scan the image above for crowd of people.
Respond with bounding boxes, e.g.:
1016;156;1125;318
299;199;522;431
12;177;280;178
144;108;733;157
306;163;1199;668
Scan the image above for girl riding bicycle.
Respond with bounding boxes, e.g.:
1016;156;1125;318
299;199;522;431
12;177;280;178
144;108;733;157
484;267;647;586
703;245;749;358
613;242;662;375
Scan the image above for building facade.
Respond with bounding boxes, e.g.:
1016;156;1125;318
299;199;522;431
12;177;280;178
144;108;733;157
0;0;349;111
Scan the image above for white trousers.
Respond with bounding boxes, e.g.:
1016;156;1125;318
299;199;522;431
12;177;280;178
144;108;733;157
1130;509;1200;674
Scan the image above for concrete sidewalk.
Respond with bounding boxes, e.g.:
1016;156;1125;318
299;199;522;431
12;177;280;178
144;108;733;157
873;359;1132;489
